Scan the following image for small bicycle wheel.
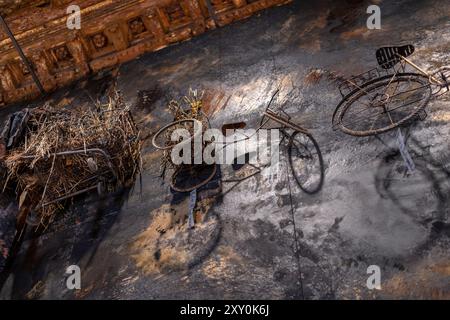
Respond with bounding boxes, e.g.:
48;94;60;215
288;131;324;194
152;119;202;150
171;164;217;193
335;73;431;137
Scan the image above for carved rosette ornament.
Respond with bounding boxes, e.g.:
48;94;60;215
129;18;147;36
54;46;71;62
92;33;108;50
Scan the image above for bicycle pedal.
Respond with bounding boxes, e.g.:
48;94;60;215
417;109;428;121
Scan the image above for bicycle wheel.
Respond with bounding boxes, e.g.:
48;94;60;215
288;131;324;194
335;73;431;137
170;164;217;193
152;119;203;150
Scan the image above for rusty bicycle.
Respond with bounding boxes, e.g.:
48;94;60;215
332;44;450;137
152;100;217;193
153;89;325;195
256;89;325;194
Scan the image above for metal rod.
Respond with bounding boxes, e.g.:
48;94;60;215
398;55;430;77
204;0;219;27
0;14;46;95
265;110;309;134
397;54;442;85
37;185;98;209
19;148;118;180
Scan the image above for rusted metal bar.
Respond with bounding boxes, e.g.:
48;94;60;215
37;184;99;209
265;110;309;134
204;0;219;26
20;148;118;180
0;14;46;95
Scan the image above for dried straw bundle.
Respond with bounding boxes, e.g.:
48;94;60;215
2;92;141;229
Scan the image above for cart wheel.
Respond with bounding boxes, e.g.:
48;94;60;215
288;131;324;194
334;73;431;137
171;164;217;193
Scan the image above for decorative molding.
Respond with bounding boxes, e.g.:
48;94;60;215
0;0;291;106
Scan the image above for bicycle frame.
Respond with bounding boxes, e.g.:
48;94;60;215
397;54;450;90
264;110;309;135
396;55;432;82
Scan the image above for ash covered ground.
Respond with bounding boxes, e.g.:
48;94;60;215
1;0;449;299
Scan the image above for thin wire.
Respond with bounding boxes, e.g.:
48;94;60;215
285;154;305;300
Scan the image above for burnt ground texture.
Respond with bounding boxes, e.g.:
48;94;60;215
0;0;450;300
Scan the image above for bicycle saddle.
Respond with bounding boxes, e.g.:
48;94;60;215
376;44;415;69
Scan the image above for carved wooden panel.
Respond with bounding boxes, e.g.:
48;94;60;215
0;0;292;106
